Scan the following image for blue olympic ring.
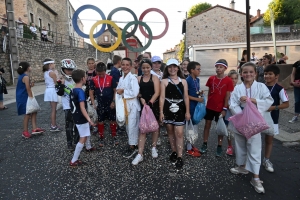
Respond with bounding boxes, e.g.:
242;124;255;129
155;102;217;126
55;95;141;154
72;5;106;38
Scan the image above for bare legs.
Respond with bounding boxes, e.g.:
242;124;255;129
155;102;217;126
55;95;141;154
50;102;57;126
166;124;184;157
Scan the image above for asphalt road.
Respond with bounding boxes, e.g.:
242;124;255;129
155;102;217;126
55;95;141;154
0;95;299;199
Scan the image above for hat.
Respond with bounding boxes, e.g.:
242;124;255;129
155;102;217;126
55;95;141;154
215;59;228;69
140;58;152;67
151;56;162;63
166;58;179;66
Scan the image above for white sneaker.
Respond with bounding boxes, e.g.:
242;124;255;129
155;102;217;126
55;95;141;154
151;147;158;158
289;116;298;123
132;154;143;165
263;159;274;172
250;179;265;193
156;138;161;146
230;166;249;175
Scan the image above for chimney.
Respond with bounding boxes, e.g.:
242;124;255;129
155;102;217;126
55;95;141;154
257;9;261;18
230;0;235;10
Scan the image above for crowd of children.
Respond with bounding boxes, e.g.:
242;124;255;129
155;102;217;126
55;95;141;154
15;54;291;194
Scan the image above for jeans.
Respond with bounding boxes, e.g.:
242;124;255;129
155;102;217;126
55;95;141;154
294;87;300;114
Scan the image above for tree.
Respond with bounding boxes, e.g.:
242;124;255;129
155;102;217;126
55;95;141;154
263;0;300;25
178;38;185;62
187;2;212;18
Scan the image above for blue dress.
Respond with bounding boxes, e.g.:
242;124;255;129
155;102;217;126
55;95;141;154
16;74;28;115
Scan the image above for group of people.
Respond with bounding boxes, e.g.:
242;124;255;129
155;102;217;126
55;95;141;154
13;50;300;194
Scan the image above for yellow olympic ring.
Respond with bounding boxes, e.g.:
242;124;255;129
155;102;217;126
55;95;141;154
89;20;122;52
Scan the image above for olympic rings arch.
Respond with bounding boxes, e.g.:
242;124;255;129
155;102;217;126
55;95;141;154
72;5;169;52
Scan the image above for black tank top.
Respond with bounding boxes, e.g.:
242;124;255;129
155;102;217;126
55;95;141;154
140;74;154;103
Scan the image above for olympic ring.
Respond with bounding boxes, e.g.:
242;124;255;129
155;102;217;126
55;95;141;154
139;8;169;40
122;21;152;52
89;20;122;53
73;5;169;52
72;5;106;38
107;7;138;38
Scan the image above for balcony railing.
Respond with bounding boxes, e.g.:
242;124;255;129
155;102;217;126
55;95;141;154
250;24;300;35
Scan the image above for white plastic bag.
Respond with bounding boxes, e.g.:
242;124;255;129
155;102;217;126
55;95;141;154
26;97;41;114
215;115;228;136
87;102;97;123
261;112;275;136
56;96;62;110
185;119;198;144
115;93;125;126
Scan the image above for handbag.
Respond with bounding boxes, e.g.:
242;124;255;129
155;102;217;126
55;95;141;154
192;95;206;125
261;112;275;136
139;105;159;134
26;95;41;114
185;119;198;144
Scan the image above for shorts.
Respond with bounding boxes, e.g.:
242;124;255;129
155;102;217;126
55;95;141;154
97;106;116;122
0;93;3;101
204;108;221;122
273;124;279;135
75;122;91;137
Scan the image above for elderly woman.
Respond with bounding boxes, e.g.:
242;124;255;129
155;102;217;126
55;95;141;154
289;61;300;123
0;67;8;110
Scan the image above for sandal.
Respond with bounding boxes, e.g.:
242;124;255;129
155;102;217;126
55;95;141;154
0;106;8;110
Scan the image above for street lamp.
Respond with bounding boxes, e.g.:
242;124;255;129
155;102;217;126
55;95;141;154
178;11;189;60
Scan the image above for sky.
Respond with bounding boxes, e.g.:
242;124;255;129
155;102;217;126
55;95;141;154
69;0;272;58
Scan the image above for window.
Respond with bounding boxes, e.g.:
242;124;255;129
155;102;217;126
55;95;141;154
30;13;34;23
39;18;42;28
48;23;51;31
104;35;108;42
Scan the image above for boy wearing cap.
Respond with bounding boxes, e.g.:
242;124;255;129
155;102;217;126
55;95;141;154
199;59;234;157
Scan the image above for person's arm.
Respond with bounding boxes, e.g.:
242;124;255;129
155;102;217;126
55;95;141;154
268;88;289;111
49;71;57;84
79;101;94;126
255;84;274;112
290;67;296;84
149;75;160;104
221;91;231;117
182;79;190;120
159;79;167;122
188;95;204;102
229;86;242;115
23;76;33;98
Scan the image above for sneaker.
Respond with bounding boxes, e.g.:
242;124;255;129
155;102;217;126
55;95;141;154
192;146;200;153
22;131;31;139
289;116;298;123
50;125;62;132
132;154;143;165
123;147;138;159
175;157;184;170
32;127;45;134
263;159;274;172
156;138;161;146
170;152;177;163
113;137;119;145
226;146;234;156
250;179;265;193
230;166;249;175
186;149;201;157
99;138;104;147
200;143;208;154
216;146;223;157
151;147;158;158
69;160;86;167
86;147;96;152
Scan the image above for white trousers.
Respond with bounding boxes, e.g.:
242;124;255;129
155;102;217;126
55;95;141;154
126;108;140;145
234;132;262;175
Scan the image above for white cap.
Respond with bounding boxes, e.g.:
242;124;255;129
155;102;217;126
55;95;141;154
166;58;179;66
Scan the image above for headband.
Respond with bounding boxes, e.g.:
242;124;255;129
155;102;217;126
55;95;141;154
43;61;54;65
215;62;228;68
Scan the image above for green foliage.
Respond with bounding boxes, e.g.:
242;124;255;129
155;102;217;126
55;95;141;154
187;2;212;18
264;0;300;25
178;38;185;62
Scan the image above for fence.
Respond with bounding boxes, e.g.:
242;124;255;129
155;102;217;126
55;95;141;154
250;24;300;35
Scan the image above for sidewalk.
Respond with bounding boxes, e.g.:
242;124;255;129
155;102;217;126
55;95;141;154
2;78;300;142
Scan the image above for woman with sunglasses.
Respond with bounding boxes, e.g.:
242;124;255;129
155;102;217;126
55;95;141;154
159;58;190;170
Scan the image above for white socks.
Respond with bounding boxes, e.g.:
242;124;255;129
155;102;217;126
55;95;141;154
71;142;84;163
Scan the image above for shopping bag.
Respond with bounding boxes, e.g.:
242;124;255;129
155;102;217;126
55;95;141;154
228;98;269;139
26;97;41;114
87;101;97;123
215;115;228;136
115;93;125;126
185;119;198;144
139;105;159;134
56;96;62;110
192;95;206;125
261;112;275;136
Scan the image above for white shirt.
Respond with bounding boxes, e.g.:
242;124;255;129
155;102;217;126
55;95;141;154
150;70;163;81
30;26;37;34
62;79;75;110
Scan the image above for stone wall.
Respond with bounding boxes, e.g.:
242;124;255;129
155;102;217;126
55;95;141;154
1;37;110;84
251;32;300;42
186;6;246;46
0;0;28;23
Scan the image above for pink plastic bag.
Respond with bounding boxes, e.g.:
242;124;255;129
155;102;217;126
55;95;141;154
228;98;269;139
139;105;159;134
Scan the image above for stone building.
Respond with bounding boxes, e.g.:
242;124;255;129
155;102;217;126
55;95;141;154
162;43;180;62
0;0;84;46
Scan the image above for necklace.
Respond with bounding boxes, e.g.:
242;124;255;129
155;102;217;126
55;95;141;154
97;75;106;96
266;83;276;93
212;76;224;94
193;78;201;95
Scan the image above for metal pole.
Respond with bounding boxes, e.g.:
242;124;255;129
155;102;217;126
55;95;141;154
95;26;97;60
246;0;251;61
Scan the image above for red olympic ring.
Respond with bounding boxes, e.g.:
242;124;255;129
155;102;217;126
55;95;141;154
139;8;169;40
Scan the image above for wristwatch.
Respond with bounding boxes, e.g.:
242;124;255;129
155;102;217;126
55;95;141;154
275;105;279;110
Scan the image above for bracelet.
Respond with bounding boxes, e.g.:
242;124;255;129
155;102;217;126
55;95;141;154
222;107;228;111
